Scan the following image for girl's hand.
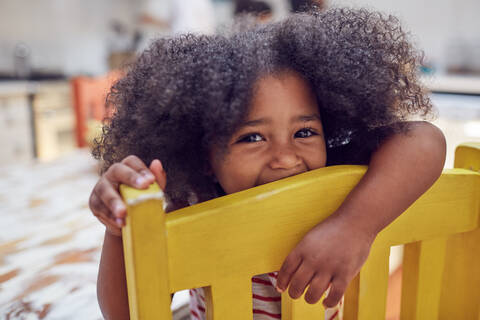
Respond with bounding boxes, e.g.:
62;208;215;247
275;215;375;308
88;155;167;236
275;123;445;308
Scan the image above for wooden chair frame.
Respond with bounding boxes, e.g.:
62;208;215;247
120;143;480;320
70;71;121;148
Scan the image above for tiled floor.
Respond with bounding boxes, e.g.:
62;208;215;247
0;93;479;319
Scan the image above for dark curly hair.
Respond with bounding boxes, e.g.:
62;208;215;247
93;7;432;209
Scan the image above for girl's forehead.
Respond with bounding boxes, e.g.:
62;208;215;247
247;70;319;118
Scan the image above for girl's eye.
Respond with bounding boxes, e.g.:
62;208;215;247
237;133;264;143
295;128;317;138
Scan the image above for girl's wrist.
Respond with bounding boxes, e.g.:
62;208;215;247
106;226;123;237
328;207;379;245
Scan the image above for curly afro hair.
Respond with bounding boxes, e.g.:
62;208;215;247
93;7;432;209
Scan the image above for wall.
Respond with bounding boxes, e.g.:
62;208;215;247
0;0;137;76
331;0;480;73
1;0;479;76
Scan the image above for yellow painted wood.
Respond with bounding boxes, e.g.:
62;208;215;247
165;166;368;292
454;142;480;172
356;244;390;320
416;238;447;320
204;279;253;319
400;238;447;320
438;228;480;319
400;241;420;320
434;142;480;320
120;183;171;320
281;291;326;319
120;143;480;319
165;168;478;292
281;291;293;318
373;168;479;247
343;275;359;320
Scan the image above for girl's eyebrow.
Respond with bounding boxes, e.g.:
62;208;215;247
296;114;321;122
240;114;321;127
241;118;269;127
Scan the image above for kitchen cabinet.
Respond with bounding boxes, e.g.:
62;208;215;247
0;81;76;165
0;92;34;165
33;82;76;161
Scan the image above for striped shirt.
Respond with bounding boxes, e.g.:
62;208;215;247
188;272;342;320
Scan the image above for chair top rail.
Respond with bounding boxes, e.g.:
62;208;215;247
121;165;480;293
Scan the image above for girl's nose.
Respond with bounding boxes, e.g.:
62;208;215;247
268;142;302;170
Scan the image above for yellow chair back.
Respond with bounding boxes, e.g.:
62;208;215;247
120;143;480;320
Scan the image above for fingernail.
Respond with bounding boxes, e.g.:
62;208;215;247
141;171;154;180
154;159;163;171
136;177;146;186
114;203;125;216
275;286;284;293
116;218;123;227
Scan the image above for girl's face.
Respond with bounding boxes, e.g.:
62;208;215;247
210;70;327;194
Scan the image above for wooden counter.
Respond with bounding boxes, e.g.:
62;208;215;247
424;74;480;95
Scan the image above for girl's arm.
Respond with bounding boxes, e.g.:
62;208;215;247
91;156;166;319
97;231;130;319
276;121;446;307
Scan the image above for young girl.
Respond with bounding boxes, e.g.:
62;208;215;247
89;8;446;320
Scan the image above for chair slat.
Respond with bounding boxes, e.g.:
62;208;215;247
204;279;253;320
344;275;359;320
400;241;420;320
281;292;326;319
121;184;171;320
401;238;447;320
435;142;480;319
356;245;390;320
438;228;480;319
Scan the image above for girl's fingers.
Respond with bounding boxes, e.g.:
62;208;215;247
287;263;315;299
276;251;302;292
90;193;123;232
105;162;154;190
89;192;112;219
95;177;127;219
91;191;124;227
322;277;348;308
102;157;156;220
97;214;122;237
89;156;162;235
122;155;156;182
304;274;331;304
149;159;167;190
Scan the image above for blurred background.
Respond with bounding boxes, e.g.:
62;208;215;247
0;0;479;319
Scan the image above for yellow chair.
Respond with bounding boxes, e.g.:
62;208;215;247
120;143;480;320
